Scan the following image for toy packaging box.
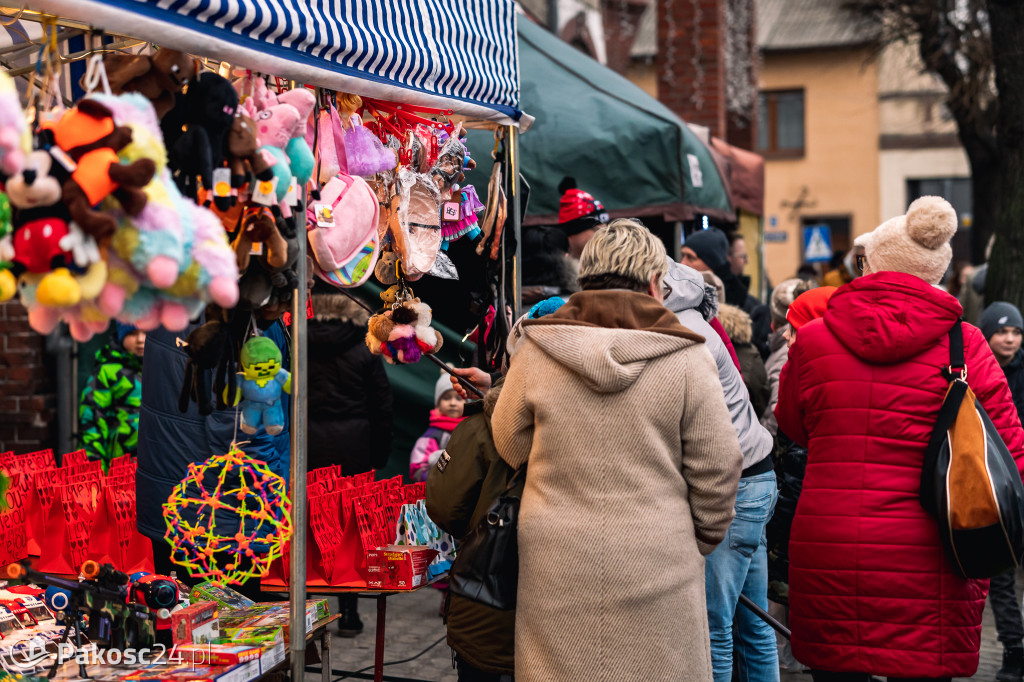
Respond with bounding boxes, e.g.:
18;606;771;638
218;625;283;646
188;583;255;612
257;641;285;674
170;602;220;645
172;643;261;666
365;545;438;590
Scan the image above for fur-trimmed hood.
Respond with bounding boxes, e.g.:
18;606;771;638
717;303;753;345
311;292;370;326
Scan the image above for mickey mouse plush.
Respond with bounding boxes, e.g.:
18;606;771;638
2;149;82;307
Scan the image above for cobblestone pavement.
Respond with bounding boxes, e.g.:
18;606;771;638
306;571;1019;682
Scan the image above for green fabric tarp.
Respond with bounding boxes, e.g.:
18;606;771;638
466;18;732;224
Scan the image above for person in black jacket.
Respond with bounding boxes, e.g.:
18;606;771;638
307;286;394;637
980;301;1024;682
307;287;393;475
682;227;772;359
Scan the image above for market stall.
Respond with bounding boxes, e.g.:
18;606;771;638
0;2;525;680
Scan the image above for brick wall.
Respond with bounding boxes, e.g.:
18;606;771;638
656;0;758;149
656;0;728;138
602;0;649;74
0;301;57;453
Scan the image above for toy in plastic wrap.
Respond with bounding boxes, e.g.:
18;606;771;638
224;336;292;436
162;447;292;586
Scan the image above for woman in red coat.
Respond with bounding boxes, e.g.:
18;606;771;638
776;196;1024;682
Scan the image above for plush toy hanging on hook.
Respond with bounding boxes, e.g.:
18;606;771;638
225;336;291;435
365;268;443;365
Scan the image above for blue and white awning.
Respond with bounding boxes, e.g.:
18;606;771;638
27;0;524;125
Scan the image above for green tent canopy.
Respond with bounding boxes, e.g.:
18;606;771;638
466;17;733;225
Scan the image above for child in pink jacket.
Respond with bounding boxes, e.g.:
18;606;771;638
409;373;466;482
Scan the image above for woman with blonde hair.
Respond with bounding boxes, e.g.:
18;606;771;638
492;219;743;681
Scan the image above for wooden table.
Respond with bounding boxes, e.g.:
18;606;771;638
305;577;446;682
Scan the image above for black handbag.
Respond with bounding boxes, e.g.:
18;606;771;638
448;465;526;611
920;319;1024;578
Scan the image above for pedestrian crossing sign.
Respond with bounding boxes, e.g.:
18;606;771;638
803;225;832;263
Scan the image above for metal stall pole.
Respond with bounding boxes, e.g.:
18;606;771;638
289;186;309;681
509;125;523;319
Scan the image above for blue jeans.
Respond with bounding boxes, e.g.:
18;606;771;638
705;470;779;682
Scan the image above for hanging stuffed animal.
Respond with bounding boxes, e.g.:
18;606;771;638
3;149;85;307
225;336;291;436
365;283;443;365
43;100;157;243
0;71;28;177
163;72;238;201
102;48;196;118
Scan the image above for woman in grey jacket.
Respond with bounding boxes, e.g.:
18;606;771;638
663;258;779;682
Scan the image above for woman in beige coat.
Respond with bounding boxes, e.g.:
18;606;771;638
492;220;744;681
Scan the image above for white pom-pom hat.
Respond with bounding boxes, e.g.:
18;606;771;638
854;195;958;285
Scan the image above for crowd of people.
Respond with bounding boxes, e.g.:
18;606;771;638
66;173;1024;682
427;189;1024;682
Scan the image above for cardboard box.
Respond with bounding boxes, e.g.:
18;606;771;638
171;602;220;645
364;546;438;590
188;583;256;612
172;643;261;666
219;625;283;646
258;641;286;674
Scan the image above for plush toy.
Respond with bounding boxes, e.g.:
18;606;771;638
0;71;27;177
163;72;238;201
4;149;82;307
223;113;274;206
178;305;247;416
102;48;196;118
91;92;185;288
364;289;442;365
274;89;315;184
232;206;288;271
47;100;157;242
226;336;291;436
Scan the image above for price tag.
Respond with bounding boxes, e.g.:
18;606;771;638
251;176;279;206
313;203;335;228
442;201;461;221
284;176;299;206
212;167;232;198
250;241;263;256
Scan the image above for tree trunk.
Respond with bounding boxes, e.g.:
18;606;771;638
985;0;1024;309
968;157;1000;264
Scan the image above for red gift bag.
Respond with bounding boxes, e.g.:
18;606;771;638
37;480;101;574
0;473;27;566
91;478;153;574
61;450;88;467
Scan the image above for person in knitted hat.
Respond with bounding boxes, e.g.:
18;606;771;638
556;176;608;259
79;323;145;469
783;286;837;344
774;196;1024;681
761;278;814;435
979;300;1024;680
683;227;773;359
409;370;467;483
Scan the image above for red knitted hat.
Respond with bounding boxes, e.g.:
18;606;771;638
557;177;607;235
786;286;838;330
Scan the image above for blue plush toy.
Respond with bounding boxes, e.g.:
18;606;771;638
228;336;291;436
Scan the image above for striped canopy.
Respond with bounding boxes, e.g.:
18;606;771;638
29;0;523;124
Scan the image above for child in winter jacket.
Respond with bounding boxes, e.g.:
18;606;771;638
980;301;1024;682
409;372;466;482
79;322;145;469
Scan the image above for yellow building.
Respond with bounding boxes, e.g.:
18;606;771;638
757;0;880;284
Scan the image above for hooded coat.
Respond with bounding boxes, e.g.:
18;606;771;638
492;289;743;682
717;303;769;419
79;335;143;467
775;271;1024;678
664;260;773;470
425;383;519;676
307;293;393;475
